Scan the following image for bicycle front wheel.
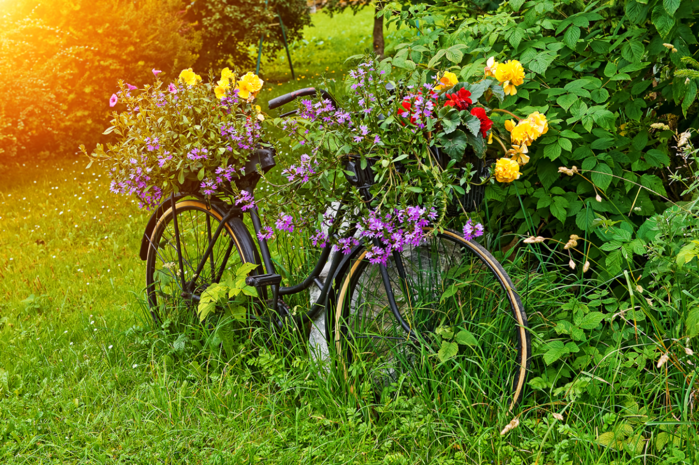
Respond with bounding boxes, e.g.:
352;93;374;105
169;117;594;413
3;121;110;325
331;229;530;411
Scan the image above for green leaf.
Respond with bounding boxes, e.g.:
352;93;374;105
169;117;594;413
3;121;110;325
441;108;461;135
102;126;115;135
559;138;573;152
579;312;605;330
576;207;595;231
544;143;562;160
603;62;617;77
438;129;469;161
197;167;205;181
621;41;645;62
178;169;185;185
632;131;649;151
528;51;557;75
686;306;699;338
664;0;681;16
591;88;610;103
645;149;670;167
652;4;676;38
626;1;649;24
563;26;580;49
550;196;569;223
682;80;697;116
509;27;526;50
454;329;478;346
509;0;526;11
438;341;459;362
538;161;560;190
543;341;568;365
557;93;578;111
640;174;668;196
463;114;481;138
592;163;613;190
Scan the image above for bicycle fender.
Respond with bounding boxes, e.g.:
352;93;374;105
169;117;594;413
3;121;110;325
139;194;189;261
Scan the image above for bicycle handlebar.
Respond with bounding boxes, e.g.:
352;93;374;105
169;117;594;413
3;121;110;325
268;87;336;110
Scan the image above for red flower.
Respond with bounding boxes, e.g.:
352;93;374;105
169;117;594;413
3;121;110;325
470;107;493;138
443;88;472;111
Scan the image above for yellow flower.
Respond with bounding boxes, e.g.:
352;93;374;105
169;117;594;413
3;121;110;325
178;68;202;86
220;67;235;84
508;112;548;146
494;158;521;183
494;60;525;96
237;72;264;100
510;120;537;146
484;56;499;78
507;144;530;166
435;71;458;91
526;111;548;136
214;78;231;100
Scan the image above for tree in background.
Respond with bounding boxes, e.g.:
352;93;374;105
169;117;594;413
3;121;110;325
323;0;387;58
185;0;310;73
0;0;200;162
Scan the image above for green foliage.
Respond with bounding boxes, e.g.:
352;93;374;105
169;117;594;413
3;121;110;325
186;0;310;72
0;0;200;163
389;0;699;275
198;262;259;322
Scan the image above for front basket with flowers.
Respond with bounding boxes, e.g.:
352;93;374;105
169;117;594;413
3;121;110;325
83;67;268;209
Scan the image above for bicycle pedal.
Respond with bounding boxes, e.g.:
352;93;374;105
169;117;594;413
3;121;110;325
245;273;282;287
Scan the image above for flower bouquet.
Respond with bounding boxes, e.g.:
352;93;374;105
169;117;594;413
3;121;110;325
82;67;267;209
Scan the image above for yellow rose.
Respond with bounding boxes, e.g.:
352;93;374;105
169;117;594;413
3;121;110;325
507;144;530;166
237;72;264;100
220;67;235;84
494;60;525;95
510;120;536;146
484;56;499;78
504;119;516;132
526;111;548;137
494;158;521;183
435;71;458;91
179;68;202;86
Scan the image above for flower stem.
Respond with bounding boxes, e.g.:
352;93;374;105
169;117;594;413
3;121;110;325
490;108;522;121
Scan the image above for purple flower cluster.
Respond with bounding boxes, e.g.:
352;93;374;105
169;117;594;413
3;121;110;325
109;155;162;210
310;230;328;248
257;226;274;241
235;190;256;211
282;154;317;183
462;219;484;241
220;118;260;151
200;179;218;196
157;151;172;167
145;137;160;151
276;213;294;233
187;147;208;160
354;206;438;265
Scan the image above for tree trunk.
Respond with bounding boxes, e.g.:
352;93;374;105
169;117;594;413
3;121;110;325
373;3;384;58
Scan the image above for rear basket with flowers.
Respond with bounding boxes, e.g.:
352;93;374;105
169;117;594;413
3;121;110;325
82;67;269;209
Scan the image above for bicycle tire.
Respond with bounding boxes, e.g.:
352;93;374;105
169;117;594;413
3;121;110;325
330;228;530;411
145;200;261;322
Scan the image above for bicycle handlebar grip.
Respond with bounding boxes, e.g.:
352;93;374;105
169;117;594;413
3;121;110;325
268;87;318;110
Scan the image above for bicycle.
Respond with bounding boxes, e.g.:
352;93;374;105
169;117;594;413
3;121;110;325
140;87;531;411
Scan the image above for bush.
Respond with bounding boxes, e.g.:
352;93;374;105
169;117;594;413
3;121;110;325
0;0;200;163
387;0;699;279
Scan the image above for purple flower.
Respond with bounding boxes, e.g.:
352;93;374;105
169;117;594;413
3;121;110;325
152;69;162;76
311;230;328;248
126;83;137;91
235;191;256;211
360;125;369;136
373;135;381;144
109;94;118;107
257;227;273;241
463;219;484;241
276;214;294;233
168;83;178;94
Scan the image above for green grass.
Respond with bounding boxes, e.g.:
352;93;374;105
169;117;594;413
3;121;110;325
1;11;698;465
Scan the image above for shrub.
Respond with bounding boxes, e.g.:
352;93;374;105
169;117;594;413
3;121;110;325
0;0;200;163
386;0;699;279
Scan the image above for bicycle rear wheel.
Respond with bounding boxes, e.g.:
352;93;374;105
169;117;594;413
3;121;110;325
331;229;530;411
145;200;260;322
